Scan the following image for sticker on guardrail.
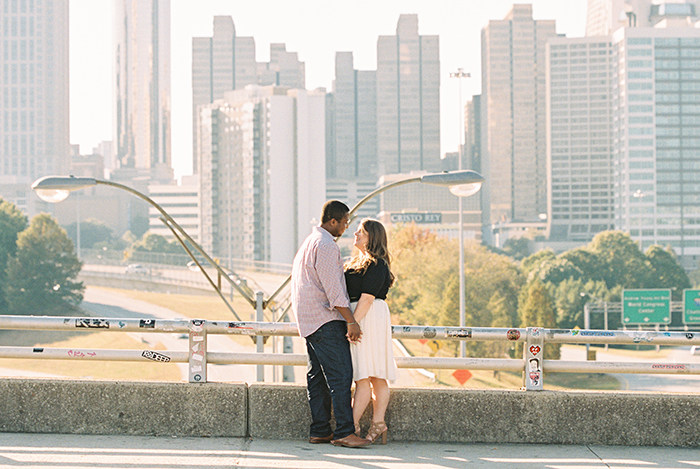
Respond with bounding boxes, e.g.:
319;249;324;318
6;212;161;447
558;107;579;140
507;329;520;340
139;319;156;328
75;318;109;329
446;328;472;338
142;350;171;362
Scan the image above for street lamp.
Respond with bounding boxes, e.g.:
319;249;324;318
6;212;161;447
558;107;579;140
31;175;255;321
450;68;471;358
632;189;645;249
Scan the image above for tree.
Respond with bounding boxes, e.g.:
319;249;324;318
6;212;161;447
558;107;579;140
63;218;114;250
588;231;648;289
0;199;28;312
519;278;560;359
645;245;690;298
131;233;183;254
4;214;84;314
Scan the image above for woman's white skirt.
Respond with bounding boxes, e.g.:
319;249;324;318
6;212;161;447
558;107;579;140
350;299;398;382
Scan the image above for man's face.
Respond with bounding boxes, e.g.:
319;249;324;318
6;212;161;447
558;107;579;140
329;214;350;237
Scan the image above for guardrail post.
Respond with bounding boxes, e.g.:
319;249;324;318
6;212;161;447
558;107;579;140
524;326;544;391
256;291;265;382
188;319;207;383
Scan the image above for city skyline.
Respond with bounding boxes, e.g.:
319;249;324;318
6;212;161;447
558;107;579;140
69;0;587;179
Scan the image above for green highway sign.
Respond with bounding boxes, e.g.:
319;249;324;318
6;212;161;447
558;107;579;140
683;289;700;324
622;289;671;325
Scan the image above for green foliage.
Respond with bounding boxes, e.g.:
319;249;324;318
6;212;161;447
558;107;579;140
519;279;560;359
388;225;524;358
63;218;114;250
0;199;28;312
501;237;531;261
130;233;183;254
4;214;84;314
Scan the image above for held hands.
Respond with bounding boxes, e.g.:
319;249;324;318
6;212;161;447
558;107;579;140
346;322;362;344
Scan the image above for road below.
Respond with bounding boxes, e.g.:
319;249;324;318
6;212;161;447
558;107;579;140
561;344;700;392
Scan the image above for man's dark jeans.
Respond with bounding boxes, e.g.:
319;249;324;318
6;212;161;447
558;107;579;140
305;320;354;439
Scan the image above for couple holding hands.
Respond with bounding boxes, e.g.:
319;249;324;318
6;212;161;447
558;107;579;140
291;200;398;448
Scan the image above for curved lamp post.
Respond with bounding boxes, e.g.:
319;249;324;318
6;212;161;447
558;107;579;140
31;175;254;321
32;169;484;321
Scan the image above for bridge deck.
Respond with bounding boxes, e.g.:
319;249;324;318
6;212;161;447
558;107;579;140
0;432;696;468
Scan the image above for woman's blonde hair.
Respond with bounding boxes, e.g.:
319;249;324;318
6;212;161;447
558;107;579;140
345;218;395;286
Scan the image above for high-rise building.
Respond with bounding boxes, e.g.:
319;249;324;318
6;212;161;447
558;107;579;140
376;14;440;176
481;5;557;241
326;52;378;222
192;16;257;175
114;0;171;182
197;85;325;265
586;0;700;36
192;17;304;175
611;26;700;268
546;36;615;242
0;0;70;216
148;176;201;243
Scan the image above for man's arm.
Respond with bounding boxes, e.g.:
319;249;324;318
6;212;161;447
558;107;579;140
335;306;362;342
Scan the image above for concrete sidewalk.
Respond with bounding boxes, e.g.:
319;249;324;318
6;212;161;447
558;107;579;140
0;433;697;469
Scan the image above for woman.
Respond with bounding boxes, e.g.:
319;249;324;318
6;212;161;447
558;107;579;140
344;218;397;445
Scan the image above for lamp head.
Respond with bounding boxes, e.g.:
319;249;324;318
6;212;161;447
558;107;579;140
419;170;484;197
32;175;97;203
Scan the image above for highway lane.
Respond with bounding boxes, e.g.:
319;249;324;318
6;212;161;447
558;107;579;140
560;345;700;393
81;286;266;383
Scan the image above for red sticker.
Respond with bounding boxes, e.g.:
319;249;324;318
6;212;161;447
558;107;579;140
529;345;541;356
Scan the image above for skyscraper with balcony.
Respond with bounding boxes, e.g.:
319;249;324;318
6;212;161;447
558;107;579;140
114;0;171;182
376;14;440;175
481;5;557;241
0;0;69;216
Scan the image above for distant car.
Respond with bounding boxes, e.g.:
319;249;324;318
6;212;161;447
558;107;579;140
186;260;201;271
692;346;700;356
125;263;150;274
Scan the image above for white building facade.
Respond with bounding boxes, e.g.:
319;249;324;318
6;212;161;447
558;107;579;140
0;0;69;216
546;36;615;242
197;85;325;265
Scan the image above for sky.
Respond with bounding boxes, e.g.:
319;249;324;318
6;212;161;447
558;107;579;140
69;0;588;179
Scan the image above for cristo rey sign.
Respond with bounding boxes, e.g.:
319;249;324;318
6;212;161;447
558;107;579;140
390;212;442;224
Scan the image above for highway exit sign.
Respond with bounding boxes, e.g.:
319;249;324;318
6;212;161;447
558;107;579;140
684;289;700;324
622;289;671;325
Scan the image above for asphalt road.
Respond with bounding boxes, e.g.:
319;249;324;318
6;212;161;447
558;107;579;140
561;345;700;392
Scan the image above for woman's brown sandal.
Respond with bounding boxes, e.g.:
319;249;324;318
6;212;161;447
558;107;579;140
365;421;387;445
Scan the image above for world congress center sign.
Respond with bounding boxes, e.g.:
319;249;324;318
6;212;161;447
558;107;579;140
390;213;442;224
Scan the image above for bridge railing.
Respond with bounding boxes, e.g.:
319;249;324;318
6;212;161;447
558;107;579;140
1;315;700;390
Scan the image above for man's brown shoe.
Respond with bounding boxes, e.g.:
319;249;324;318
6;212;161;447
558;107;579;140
330;434;371;448
308;434;333;444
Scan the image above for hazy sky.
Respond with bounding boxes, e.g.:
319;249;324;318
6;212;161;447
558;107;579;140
69;0;588;179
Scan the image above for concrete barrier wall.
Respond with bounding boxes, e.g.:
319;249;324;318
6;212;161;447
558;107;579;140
2;379;699;447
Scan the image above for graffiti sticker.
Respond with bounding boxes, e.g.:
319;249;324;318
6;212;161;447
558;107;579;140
142;350;171;363
507;329;520;341
75;318;109;329
446;328;472;339
423;327;437;339
529;345;541;356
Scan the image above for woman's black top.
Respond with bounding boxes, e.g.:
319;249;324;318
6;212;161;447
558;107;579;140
344;257;391;302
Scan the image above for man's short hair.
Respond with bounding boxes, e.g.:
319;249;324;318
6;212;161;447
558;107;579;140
321;200;350;224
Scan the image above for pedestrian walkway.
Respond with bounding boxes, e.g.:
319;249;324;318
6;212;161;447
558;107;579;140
0;432;697;469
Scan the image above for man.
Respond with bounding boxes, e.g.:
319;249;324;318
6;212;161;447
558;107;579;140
291;200;370;448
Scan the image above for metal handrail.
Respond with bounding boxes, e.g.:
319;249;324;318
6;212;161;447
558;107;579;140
2;315;700;390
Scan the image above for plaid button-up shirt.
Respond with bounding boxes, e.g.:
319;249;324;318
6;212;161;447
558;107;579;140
292;226;350;338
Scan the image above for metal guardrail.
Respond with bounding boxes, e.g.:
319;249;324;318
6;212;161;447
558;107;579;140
2;315;700;390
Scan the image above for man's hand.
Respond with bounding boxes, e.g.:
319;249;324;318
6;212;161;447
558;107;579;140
347;323;362;343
